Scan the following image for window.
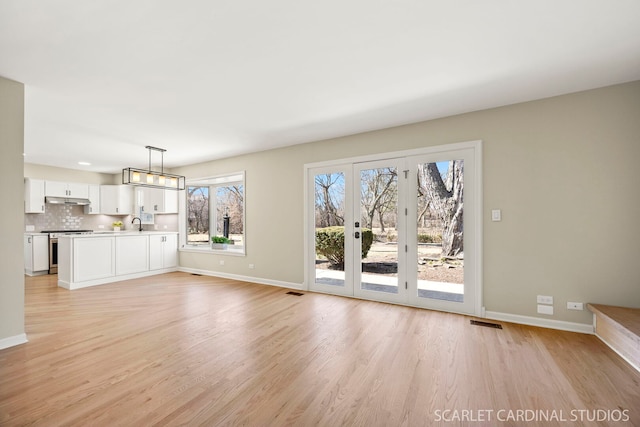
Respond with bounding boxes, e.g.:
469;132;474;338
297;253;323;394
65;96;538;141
185;172;245;254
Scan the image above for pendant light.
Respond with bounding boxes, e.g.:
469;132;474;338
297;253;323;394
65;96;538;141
122;146;185;190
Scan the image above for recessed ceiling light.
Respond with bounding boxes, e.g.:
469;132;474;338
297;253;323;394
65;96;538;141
78;161;91;166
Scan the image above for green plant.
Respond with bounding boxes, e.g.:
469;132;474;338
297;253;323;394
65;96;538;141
211;236;231;244
315;226;373;267
112;221;123;227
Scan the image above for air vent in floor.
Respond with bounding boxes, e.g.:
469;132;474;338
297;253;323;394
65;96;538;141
470;320;503;329
286;291;304;296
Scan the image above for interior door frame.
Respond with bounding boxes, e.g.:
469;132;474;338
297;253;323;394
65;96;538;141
304;140;483;317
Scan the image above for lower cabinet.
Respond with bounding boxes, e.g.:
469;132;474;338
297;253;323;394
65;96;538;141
149;234;178;270
24;234;49;276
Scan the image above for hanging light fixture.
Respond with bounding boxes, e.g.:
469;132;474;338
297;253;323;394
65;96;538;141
122;146;185;190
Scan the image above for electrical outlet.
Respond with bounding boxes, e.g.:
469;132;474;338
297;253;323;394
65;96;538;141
567;302;584;310
249;264;255;269
537;304;554;315
537;295;553;305
219;260;225;266
98;225;105;229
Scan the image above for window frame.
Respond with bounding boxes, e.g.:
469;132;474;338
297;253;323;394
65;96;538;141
179;171;246;256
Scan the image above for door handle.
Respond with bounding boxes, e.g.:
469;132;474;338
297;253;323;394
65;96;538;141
354;231;360;239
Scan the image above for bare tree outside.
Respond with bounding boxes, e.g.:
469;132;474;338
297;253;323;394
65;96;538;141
315;173;345;227
360;168;397;233
187;184;245;246
418;160;464;257
216;185;244;238
187;186;209;243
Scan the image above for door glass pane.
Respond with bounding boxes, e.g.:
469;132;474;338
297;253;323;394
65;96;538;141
360;167;398;294
314;173;346;286
416;160;464;302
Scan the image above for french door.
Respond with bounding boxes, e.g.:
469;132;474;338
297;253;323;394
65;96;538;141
306;142;481;315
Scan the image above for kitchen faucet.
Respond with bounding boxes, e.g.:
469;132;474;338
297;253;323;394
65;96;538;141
132;217;143;232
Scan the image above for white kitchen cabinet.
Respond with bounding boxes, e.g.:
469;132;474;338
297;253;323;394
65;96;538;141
149;234;178;270
115;235;149;275
164;190;178;214
83;184;101;214
58;232;179;290
45;181;89;198
72;237;115;282
136;187;179;214
100;185;133;215
24;178;45;213
24;234;49;276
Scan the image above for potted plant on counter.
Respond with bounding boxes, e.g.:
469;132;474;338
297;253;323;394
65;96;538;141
112;221;123;231
211;236;231;250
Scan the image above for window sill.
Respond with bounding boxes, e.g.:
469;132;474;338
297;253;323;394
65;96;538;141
179;245;246;256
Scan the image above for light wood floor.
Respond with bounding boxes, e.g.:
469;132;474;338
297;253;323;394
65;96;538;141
1;273;639;426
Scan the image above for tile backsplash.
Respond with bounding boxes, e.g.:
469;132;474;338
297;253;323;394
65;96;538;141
25;204;178;232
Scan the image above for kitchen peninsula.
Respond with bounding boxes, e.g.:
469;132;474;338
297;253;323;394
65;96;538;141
57;231;178;290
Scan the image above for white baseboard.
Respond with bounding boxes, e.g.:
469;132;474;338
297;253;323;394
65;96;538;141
485;311;594;334
174;271;594;335
178;267;303;291
0;333;28;350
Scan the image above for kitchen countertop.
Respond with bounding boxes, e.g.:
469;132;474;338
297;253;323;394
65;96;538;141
58;230;178;238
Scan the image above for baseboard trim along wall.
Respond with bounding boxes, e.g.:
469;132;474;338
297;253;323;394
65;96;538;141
177;267;303;291
176;269;595;335
0;333;28;350
485;311;594;334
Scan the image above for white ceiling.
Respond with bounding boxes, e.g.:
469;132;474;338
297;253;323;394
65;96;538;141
1;0;639;173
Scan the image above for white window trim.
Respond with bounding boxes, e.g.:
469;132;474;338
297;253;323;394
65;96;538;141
179;171;246;256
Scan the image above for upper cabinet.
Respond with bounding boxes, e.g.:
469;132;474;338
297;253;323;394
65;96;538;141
45;181;89;198
135;187;179;214
100;185;133;215
84;184;101;214
25;178;45;213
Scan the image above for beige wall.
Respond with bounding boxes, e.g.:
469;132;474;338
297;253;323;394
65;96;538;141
0;76;25;344
175;81;640;325
24;163;116;184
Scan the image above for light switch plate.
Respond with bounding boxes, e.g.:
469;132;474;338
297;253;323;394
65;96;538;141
537;295;553;305
491;209;502;221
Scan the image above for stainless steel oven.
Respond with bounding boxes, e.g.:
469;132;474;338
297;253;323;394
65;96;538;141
41;230;94;274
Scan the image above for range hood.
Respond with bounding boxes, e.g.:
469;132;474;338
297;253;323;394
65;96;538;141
45;196;91;206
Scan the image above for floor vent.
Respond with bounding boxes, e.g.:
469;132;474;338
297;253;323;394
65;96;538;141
286;291;304;296
470;320;503;329
191;273;202;276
